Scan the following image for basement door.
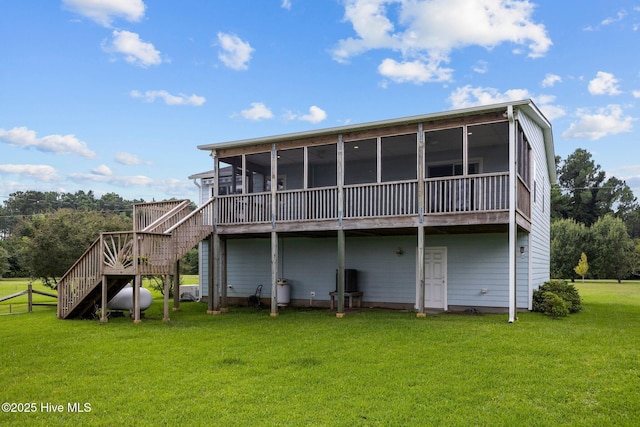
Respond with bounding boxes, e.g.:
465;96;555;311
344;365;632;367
424;247;447;310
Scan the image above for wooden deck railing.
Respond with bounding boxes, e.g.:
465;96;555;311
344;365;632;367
166;198;215;261
278;187;338;222
344;181;418;218
57;236;102;319
140;200;192;233
215;173;513;225
58;198;221;319
425;172;509;214
134;200;190;231
217;193;272;224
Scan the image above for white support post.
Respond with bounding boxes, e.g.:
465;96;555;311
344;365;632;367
270;231;279;317
416;226;426;317
270;144;279;317
417;124;426;318
508;105;517;323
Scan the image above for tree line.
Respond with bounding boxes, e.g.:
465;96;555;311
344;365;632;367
0;191;198;285
551;149;639;282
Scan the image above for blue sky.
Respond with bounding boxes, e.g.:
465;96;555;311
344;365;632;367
1;0;639;203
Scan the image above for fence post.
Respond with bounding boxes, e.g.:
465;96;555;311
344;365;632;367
27;284;33;313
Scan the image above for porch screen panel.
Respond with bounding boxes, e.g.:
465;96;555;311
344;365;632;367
218;156;242;195
467;121;509;174
307;144;337;188
425;127;463;212
344;138;376;185
245;152;271;193
424;127;463;178
381;133;417;182
277;148;304;190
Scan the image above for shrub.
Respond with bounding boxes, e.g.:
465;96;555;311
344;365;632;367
542;292;569;318
532;279;582;314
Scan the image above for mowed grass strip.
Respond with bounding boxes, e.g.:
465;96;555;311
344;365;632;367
0;280;638;426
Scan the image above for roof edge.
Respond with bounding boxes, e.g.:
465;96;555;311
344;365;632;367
197;100;536;151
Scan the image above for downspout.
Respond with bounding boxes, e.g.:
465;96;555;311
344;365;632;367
192;179;202;202
508;105;517;323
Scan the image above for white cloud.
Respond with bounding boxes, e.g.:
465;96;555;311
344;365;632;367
67;172;191;195
217;32;254;70
601;10;627;26
298;106;328;123
472;60;488;74
91;164;112;176
0;126;96;158
130;90;206;106
62;0;146;27
447;86;566;121
588;71;622;95
0;164;60;182
542;73;562;88
378;58;452;84
633;90;640;98
115;152;152;165
284;106;328;124
448;85;532;109
156;178;195;196
281;0;292;10
103;30;162;67
332;0;551;83
562;104;635;140
240;103;274;121
69;172;154;187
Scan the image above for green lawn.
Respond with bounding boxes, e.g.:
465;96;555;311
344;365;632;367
0;280;638;426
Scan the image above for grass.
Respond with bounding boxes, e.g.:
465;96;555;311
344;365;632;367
0;280;639;426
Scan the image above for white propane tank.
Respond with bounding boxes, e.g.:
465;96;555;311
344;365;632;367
107;284;153;311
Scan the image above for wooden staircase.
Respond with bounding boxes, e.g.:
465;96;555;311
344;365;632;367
57;199;215;319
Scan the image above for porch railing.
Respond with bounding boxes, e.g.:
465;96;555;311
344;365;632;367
344;181;418;218
278;187;338;222
215;172;512;225
425;172;509;214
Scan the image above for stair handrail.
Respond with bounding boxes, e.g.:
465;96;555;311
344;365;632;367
133;200;190;231
165;197;215;234
56;234;104;318
56;235;102;290
165;198;215;261
140;200;192;233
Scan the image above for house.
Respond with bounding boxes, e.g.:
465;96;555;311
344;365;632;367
190;99;555;321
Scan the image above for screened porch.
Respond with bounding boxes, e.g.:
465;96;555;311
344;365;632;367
212;119;531;229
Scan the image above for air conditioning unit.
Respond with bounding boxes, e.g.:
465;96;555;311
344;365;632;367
179;285;201;302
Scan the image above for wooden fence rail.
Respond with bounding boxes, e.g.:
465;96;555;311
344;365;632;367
0;284;57;314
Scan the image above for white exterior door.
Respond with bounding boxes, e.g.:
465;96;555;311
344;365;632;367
424;247;447;309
